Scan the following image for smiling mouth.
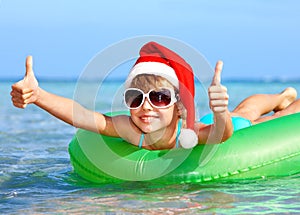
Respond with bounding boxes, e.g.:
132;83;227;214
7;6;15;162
140;115;158;122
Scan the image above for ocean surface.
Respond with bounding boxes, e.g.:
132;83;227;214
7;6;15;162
1;79;300;214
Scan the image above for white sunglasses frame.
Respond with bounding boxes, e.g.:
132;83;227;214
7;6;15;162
123;87;178;109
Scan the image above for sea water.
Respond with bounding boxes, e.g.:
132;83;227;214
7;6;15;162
1;79;300;214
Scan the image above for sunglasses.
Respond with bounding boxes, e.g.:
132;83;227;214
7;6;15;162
124;88;178;109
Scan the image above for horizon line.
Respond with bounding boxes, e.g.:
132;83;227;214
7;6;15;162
2;76;300;83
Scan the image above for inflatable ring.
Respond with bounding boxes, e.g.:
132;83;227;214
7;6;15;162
68;112;300;184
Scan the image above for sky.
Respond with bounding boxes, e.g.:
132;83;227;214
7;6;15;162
0;0;300;81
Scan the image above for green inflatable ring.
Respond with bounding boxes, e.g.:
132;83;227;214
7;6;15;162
68;112;300;184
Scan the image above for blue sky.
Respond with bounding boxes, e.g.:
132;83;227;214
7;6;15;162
0;0;299;80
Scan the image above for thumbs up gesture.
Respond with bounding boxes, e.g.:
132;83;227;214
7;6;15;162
208;61;229;113
11;56;39;108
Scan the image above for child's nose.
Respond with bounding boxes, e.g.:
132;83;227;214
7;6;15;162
142;98;153;110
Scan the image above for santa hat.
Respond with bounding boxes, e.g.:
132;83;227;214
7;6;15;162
126;41;198;149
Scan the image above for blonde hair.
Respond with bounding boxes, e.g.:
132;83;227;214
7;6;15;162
129;74;187;121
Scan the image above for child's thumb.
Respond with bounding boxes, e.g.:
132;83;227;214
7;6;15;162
25;55;35;78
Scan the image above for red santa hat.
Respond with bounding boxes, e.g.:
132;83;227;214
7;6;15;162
126;41;198;149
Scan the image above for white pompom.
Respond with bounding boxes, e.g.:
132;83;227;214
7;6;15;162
178;128;198;149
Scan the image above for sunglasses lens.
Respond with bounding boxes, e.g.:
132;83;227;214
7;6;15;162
125;89;143;108
149;89;172;107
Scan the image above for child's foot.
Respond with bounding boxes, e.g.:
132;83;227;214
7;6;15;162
274;87;297;112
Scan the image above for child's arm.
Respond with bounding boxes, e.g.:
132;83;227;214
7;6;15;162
197;61;234;144
10;56;121;137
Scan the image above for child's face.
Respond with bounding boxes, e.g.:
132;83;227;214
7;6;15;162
127;74;179;133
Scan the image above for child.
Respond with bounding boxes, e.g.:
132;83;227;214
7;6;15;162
11;42;300;149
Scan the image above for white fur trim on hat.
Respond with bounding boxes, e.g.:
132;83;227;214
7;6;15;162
125;62;179;88
178;128;198;149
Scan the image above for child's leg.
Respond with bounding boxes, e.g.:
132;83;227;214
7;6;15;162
232;87;297;122
254;98;300;123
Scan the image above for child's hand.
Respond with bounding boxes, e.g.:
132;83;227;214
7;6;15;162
11;56;39;108
208;61;229;113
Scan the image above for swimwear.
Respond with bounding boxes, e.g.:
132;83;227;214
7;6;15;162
138;119;182;149
200;113;252;131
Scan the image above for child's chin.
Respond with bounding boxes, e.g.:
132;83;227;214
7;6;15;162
140;126;153;134
140;125;161;134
